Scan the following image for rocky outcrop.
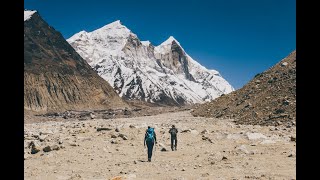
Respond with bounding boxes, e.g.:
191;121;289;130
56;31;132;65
24;10;128;114
191;50;296;126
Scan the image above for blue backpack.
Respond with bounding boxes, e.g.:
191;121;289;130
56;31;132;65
146;128;155;142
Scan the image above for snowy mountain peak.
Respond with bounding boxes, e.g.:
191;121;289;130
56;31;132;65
24;10;37;21
68;22;234;105
155;36;185;55
96;20;132;37
102;20;123;29
141;40;151;46
162;36;180;45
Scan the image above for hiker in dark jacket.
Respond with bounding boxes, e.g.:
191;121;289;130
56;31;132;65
169;125;178;151
144;126;157;162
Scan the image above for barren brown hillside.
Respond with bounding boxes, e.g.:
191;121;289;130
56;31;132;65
24;11;128;114
191;50;296;126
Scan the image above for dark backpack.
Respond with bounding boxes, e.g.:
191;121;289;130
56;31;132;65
170;128;177;136
146;128;155;142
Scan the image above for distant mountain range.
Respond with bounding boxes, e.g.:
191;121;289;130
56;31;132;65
24;10;128;113
67;20;234;105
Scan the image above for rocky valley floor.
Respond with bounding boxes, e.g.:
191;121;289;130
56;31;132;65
24;111;296;180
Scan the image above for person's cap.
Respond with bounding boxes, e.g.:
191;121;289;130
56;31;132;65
172;125;175;127
148;126;151;128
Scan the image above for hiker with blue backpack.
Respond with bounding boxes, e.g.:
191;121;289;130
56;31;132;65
144;126;157;162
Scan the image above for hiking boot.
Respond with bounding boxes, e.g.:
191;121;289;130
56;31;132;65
148;158;151;162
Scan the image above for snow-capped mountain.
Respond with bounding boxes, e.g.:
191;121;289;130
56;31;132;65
67;20;234;105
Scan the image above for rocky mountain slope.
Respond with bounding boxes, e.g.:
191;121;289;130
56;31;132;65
191;50;296;126
24;10;128;114
67;21;234;106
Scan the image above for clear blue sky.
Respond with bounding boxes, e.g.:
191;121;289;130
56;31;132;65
24;0;296;89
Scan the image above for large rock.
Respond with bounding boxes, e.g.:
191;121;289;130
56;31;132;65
246;132;267;140
29;141;41;154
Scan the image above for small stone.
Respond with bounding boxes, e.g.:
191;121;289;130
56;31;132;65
69;143;78;146
182;168;185;171
51;145;60;151
30;141;41;154
115;127;120;132
111;134;117;138
129;125;136;128
281;62;288;66
97;127;112;132
90;113;95;119
161;148;167;152
201;129;209;134
222;156;228;160
43;146;52;152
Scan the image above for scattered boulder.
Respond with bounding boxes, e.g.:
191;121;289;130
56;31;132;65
29;141;41;154
201;129;209;134
51;145;60;151
38;135;47;142
236;145;249;154
288;151;296;157
97;127;112;131
281;62;288;66
69;142;79;146
260;139;276;144
181;129;191;133
118;134;128;140
90;113;95;119
158;143;168;151
290;136;296;142
111;134;117;138
43;146;52;152
246;132;267;140
227;133;242;140
115;127;120;132
190;130;199;135
129;124;136;128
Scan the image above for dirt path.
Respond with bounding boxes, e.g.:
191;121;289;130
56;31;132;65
24;111;296;180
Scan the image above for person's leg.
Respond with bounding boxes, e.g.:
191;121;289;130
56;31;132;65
175;137;177;150
171;137;174;151
147;141;154;161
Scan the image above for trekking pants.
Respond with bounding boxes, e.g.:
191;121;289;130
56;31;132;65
146;141;154;160
171;136;177;150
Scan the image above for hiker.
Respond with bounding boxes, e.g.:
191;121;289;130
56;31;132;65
144;126;157;162
169;125;178;151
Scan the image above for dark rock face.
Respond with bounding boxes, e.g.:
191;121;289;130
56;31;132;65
192;50;296;127
24;11;127;114
170;41;195;82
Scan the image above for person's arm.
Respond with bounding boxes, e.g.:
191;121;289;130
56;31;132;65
154;131;157;143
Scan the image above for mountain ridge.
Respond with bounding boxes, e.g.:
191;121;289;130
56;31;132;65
67;20;234;105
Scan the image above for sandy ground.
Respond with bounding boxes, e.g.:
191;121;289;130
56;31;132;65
24;111;296;180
